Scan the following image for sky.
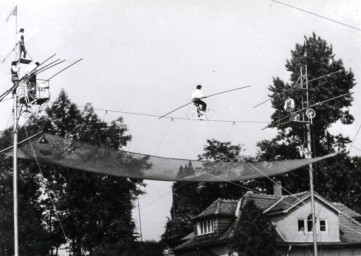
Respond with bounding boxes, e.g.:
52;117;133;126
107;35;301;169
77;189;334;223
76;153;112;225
0;0;360;242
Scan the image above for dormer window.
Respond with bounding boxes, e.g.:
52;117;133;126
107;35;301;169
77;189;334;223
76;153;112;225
197;219;215;235
298;219;305;232
297;216;328;233
319;220;327;232
307;214;313;232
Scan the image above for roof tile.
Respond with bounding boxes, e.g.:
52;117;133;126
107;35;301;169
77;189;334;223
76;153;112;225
193;198;238;219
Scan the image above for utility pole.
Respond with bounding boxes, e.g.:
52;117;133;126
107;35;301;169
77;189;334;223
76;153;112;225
13;79;19;256
137;198;143;242
4;7;80;255
13;8;19;256
300;65;318;256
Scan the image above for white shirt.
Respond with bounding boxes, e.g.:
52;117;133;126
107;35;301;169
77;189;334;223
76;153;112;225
191;89;204;100
11;64;19;74
284;98;295;111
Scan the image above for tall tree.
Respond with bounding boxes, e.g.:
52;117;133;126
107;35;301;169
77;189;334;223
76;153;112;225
257;33;358;204
0;90;147;255
162;139;252;247
315;153;361;213
260;33;354;155
228;200;278;256
37;90;146;255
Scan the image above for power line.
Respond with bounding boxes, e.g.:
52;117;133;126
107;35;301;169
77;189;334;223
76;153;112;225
349;124;361;152
262;92;353;130
253;70;342;109
271;0;361;31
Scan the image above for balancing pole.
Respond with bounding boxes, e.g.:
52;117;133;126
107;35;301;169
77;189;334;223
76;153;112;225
158;85;251;119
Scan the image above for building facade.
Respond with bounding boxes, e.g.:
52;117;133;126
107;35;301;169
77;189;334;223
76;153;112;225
174;188;361;256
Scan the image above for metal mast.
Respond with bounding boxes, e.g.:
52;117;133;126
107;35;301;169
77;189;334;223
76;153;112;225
301;65;318;256
137;198;143;242
13;80;19;256
12;8;19;256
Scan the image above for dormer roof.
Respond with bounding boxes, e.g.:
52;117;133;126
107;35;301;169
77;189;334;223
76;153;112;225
263;192;341;215
241;191;281;211
192;198;238;220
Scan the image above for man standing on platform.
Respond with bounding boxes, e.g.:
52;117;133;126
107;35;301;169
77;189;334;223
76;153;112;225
18;28;27;59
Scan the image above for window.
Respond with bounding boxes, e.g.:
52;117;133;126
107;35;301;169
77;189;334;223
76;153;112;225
307;214;313;232
298;219;305;232
319;220;327;232
197;219;215;235
297;217;328;233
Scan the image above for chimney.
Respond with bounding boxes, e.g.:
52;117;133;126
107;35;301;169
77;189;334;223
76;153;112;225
273;180;282;196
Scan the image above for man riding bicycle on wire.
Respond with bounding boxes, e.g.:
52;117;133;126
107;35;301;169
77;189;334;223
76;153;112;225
191;84;207;117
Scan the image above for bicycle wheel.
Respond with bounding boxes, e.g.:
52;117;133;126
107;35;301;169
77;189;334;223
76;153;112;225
205;108;216;120
186;106;198;119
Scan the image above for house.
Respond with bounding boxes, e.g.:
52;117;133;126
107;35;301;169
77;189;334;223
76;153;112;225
174;184;361;256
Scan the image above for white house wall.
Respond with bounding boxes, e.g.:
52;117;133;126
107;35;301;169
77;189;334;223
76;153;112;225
271;198;340;243
278;247;361;256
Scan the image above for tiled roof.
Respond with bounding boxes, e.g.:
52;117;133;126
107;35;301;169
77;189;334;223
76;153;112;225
339;213;361;243
175;219;235;251
175;191;361;252
242;191;281;211
193;198;238;220
333;203;361;218
335;203;361;244
265;192;309;214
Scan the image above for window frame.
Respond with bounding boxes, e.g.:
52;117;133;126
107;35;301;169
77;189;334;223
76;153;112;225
297;219;305;232
307;214;313;232
319;219;327;232
197;219;215;236
297;217;328;233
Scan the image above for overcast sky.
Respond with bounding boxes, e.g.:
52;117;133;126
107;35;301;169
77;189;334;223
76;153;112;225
0;0;360;241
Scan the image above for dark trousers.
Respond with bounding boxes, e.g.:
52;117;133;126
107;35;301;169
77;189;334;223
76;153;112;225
20;44;27;58
11;73;18;82
193;98;207;112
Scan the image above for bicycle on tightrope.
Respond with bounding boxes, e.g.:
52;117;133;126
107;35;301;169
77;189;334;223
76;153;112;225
186;102;216;120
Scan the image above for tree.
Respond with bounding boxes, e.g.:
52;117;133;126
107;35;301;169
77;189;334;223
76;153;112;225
162;139;252;247
257;33;359;209
314;153;361;213
196;139;254;208
268;33;354;152
37;90;146;255
0;144;52;256
161;178;199;247
0;90;147;255
228;200;278;256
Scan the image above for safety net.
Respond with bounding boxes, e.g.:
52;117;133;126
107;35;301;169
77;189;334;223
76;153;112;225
2;133;337;182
